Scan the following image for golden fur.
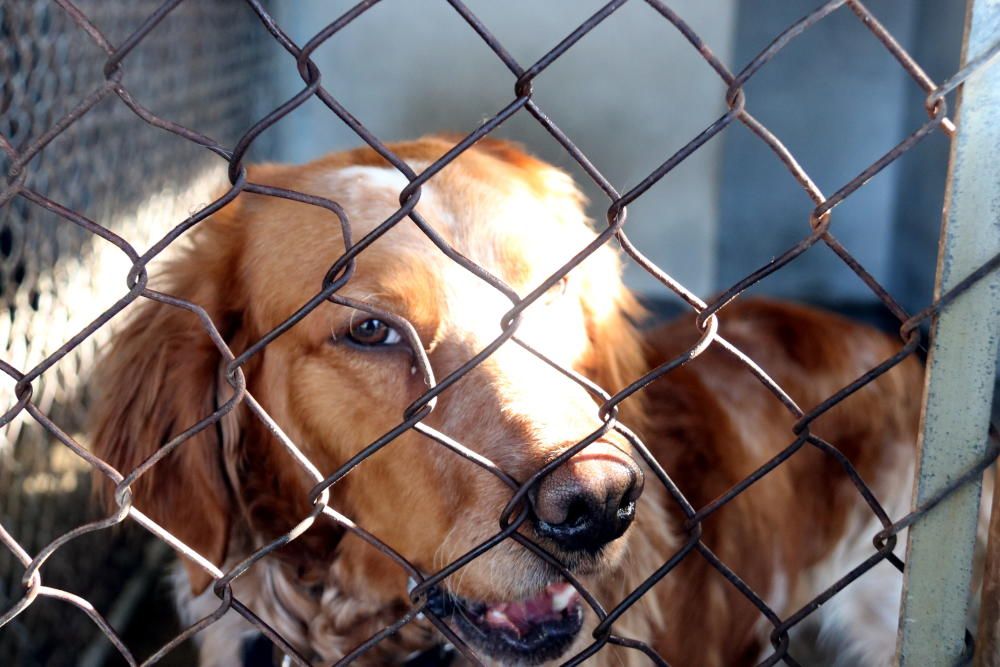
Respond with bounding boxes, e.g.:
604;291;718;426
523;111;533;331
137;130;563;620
91;137;926;666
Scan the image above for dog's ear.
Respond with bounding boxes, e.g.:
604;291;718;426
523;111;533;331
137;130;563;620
90;203;249;595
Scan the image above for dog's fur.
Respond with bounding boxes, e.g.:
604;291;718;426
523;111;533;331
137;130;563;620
92;137;937;666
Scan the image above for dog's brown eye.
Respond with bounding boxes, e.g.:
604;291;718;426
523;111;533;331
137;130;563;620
347;318;402;346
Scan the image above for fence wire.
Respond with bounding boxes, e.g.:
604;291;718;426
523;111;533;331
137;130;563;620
0;1;272;664
1;1;999;666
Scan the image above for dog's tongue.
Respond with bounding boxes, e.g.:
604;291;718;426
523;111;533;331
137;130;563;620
482;583;580;637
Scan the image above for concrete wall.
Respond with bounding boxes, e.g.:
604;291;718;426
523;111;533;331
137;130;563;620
262;1;965;310
717;0;964;311
266;0;738;297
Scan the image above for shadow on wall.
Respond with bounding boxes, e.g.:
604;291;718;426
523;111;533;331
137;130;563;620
717;0;964;315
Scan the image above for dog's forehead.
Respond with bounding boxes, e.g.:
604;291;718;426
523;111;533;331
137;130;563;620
333;162;590;259
317;160;598;289
238;152;613;335
333;162;577;318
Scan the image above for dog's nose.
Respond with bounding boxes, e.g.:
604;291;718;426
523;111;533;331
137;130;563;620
531;443;644;553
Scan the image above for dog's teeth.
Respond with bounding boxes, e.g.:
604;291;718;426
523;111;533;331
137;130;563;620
485;608;520;635
550;584;577;612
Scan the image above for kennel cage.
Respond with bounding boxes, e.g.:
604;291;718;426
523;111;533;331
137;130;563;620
1;0;999;666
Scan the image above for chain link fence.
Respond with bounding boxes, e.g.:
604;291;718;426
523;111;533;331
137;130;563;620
1;1;999;665
0;1;274;664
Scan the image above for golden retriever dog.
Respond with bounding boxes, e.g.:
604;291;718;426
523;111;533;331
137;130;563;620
92;137;929;666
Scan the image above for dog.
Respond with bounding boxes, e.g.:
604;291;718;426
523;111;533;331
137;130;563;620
91;136;936;666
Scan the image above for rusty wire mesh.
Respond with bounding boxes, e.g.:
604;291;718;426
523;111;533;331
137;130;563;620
2;0;1000;666
0;1;275;663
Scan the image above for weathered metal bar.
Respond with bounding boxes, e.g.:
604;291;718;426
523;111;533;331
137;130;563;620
897;1;1000;664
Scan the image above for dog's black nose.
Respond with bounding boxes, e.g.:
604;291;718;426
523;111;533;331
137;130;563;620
531;443;643;553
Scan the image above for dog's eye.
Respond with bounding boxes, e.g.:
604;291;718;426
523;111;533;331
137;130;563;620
347;318;402;346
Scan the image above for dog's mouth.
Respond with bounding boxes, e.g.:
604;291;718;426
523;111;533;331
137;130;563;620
428;581;584;665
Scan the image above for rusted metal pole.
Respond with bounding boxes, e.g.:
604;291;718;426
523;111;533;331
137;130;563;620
896;0;1000;664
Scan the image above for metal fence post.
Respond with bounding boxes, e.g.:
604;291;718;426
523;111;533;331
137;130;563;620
897;1;1000;664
